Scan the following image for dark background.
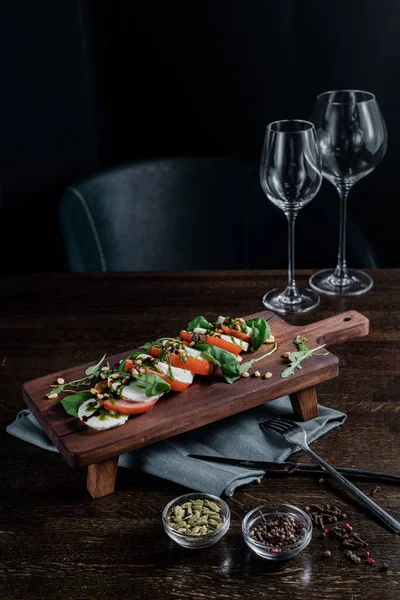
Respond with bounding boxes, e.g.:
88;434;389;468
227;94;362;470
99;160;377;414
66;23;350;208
0;0;398;272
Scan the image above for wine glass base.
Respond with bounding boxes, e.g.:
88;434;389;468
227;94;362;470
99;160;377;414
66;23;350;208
309;269;373;296
262;288;320;315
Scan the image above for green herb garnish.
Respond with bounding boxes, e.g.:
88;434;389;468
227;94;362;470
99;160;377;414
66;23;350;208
281;336;328;378
187;316;214;332
239;342;278;373
193;343;241;383
132;372;171;397
61;391;95;417
48;354;110;396
246;318;271;350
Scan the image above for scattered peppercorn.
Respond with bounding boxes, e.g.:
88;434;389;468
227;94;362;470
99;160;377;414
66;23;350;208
379;563;389;573
318;478;324;484
367;557;375;565
370;486;381;496
364;551;371;558
249;512;306;551
324;550;331;558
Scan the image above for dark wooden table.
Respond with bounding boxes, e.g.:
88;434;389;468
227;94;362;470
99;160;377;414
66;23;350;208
1;270;399;600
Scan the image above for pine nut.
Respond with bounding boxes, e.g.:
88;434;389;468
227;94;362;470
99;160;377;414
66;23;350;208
235;324;241;331
48;393;58;399
283;352;291;358
56;377;65;385
101;366;109;371
111;372;120;379
254;371;261;377
264;372;273;379
97;393;104;400
241;372;250;378
90;388;97;395
237;355;243;363
100;372;106;379
265;334;275;344
238;318;245;323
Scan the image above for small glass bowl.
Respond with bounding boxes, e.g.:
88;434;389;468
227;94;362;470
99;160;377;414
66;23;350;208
162;492;231;549
242;503;312;561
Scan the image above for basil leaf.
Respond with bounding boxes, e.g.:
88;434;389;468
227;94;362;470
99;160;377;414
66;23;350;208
246;318;270;350
61;391;94;417
140;342;152;351
85;354;106;376
187;316;213;332
194;343;240;383
133;372;171;397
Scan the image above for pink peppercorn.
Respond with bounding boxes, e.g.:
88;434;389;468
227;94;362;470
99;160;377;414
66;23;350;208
364;551;371;558
324;528;330;534
367;557;375;565
343;523;351;529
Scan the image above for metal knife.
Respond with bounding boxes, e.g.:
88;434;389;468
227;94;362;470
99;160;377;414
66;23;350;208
187;454;400;484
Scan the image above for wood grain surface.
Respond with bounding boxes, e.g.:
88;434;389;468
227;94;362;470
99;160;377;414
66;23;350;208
21;309;368;468
1;270;400;600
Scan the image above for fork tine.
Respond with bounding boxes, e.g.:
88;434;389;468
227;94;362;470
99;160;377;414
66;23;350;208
268;418;293;428
259;421;287;434
260;418;292;430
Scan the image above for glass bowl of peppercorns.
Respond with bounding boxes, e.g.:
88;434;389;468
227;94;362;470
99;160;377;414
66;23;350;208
242;503;312;560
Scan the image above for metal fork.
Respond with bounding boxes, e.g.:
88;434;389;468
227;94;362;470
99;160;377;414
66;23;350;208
260;418;400;534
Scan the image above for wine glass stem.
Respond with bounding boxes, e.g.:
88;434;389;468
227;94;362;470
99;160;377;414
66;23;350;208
333;183;351;280
285;211;299;298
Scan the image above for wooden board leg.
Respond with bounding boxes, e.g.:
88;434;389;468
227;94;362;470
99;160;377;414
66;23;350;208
289;386;319;421
87;457;119;499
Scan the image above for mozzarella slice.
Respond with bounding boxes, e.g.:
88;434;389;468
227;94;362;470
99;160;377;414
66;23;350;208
185;347;205;360
120;381;164;403
217;316;252;336
193;327;208;334
78;399;128;430
156;361;194;384
220;334;249;351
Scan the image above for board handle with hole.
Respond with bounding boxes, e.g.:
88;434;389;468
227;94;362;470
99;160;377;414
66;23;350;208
299;311;369;347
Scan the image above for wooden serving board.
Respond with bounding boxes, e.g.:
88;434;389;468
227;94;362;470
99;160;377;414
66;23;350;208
22;310;369;498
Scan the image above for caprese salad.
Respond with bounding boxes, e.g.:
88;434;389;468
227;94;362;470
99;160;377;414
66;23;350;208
47;314;276;432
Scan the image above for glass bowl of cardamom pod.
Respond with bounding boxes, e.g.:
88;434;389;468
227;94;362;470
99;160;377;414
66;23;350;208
162;493;231;549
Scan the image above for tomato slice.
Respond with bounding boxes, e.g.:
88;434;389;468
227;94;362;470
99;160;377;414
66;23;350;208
124;359;135;371
221;325;252;344
102;398;157;415
95;381;109;393
180;330;242;355
147;368;191;392
149;346;213;376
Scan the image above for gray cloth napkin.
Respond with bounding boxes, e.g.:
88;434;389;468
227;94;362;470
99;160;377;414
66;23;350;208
7;396;345;496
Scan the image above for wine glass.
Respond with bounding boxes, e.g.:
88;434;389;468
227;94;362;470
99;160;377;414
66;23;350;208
260;120;322;314
309;90;387;296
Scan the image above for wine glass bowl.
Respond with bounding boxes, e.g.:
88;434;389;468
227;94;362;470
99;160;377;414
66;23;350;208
260;120;322;314
309;89;387;296
314;90;387;187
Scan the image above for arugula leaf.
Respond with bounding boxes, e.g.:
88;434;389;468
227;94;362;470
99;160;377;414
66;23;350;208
193;343;241;383
133;372;171;397
85;354;106;377
61;390;94;417
187;316;213;332
246;318;270;351
239;343;278;373
281;337;328;378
